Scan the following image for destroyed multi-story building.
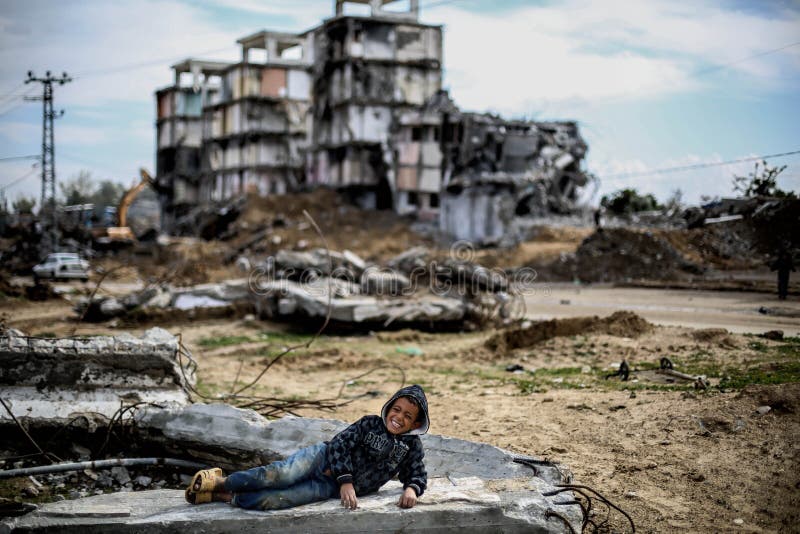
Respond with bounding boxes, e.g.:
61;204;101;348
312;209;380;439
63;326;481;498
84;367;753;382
154;0;593;241
305;0;442;211
155;59;228;231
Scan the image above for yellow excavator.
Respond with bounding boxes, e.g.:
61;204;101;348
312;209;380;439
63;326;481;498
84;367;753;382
93;168;154;244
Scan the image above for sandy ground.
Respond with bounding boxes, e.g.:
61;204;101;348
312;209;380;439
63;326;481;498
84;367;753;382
2;289;799;533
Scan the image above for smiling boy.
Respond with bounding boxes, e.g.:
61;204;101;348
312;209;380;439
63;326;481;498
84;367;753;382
186;385;429;511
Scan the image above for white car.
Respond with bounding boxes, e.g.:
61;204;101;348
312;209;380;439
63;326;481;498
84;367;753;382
32;253;90;282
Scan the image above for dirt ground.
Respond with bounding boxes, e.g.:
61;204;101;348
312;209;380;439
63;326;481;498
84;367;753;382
3;296;799;533
2;192;798;531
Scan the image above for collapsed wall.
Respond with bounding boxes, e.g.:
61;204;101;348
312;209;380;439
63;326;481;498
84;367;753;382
437;114;593;245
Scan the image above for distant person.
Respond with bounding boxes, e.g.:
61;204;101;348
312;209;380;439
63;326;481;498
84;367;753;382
185;385;429;511
770;249;795;300
594;208;603;231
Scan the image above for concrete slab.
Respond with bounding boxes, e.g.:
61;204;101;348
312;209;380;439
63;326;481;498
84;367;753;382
0;327;192;425
1;477;580;533
134;404;568;485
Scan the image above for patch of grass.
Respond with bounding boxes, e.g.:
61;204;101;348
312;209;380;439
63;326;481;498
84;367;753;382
257;331;314;345
634;360;662;371
718;360;800;389
535;366;584;376
509;367;591;394
198;335;253;348
747;340;768;352
514;378;546;395
686;350;712;362
774;337;800;358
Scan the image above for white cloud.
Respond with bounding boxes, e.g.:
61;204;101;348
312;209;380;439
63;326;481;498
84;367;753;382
199;0;328;30
430;0;800;114
0;1;244;108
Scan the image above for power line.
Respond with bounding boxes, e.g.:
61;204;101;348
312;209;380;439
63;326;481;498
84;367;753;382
0;165;39;193
0;82;26;104
0;86;38;117
691;41;800;77
0;155;40;163
601;149;800;180
73;46;234;79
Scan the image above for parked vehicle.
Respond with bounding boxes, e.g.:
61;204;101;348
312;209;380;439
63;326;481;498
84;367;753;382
32;253;90;282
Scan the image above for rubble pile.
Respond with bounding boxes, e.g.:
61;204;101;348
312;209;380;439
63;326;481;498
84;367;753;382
0;272;25;299
0;463;192;506
250;242;523;329
437;110;595;246
659;216;770;271
530;228;704;283
171;197;245;240
571;228;703;282
0;222;42;275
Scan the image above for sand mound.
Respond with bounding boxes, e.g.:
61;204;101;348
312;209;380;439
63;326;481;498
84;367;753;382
737;383;800;414
485;311;652;353
691;328;739;348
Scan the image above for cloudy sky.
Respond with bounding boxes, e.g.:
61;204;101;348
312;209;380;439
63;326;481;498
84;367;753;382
1;0;798;208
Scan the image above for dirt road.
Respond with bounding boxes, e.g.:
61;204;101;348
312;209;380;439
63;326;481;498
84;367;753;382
524;285;800;335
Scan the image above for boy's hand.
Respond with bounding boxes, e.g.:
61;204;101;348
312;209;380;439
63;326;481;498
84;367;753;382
340;483;358;510
398;487;417;508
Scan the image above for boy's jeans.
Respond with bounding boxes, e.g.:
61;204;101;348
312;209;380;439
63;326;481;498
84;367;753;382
225;442;338;510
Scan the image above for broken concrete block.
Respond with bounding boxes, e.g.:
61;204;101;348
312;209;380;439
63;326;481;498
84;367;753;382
342;249;367;272
142;288;172;308
388;246;430;274
110;467;131;486
360;269;411;296
171;280;251;303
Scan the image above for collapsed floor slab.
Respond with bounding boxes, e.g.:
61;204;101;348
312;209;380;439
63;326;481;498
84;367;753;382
1;476;580;533
0;327;193;425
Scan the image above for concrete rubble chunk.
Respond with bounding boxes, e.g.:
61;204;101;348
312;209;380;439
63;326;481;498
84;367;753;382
388;246;430;274
252;278;464;326
360;269;411;296
0;328;193;424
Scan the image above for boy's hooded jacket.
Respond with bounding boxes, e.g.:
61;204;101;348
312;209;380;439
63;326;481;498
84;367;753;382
326;385;429;497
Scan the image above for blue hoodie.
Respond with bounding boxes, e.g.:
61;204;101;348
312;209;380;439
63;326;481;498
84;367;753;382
326;385;429;497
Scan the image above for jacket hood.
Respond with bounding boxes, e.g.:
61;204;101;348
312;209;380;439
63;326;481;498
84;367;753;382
381;384;429;436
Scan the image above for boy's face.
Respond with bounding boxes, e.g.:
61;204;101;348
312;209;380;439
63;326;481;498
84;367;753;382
385;396;422;435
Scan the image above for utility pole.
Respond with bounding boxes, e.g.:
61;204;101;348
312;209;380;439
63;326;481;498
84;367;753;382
25;70;71;254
